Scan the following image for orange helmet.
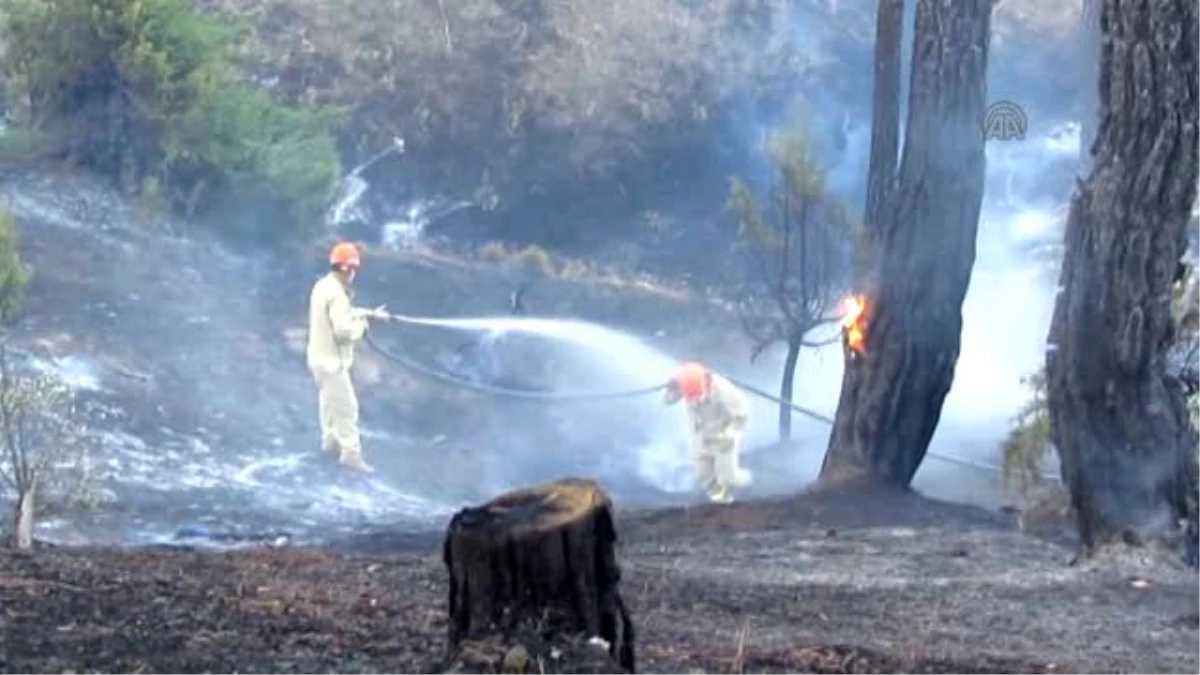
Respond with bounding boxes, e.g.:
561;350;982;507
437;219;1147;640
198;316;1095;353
329;241;361;269
673;361;709;402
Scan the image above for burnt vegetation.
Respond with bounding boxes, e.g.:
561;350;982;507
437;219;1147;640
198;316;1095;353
0;0;1196;673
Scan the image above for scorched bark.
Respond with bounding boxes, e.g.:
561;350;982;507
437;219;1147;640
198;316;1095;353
1045;0;1199;555
441;477;635;672
820;0;992;486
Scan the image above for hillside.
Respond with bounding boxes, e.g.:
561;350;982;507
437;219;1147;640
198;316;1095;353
6;2;1196;672
188;0;1086;268
0;166;791;548
0;43;1094;545
1;154;1078;550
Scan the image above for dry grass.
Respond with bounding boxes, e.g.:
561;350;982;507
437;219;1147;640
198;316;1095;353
193;0;1085;201
473;240;704;302
1015;484;1074;534
199;0;808;181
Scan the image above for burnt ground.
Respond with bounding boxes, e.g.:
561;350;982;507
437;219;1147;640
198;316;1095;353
1;486;1196;674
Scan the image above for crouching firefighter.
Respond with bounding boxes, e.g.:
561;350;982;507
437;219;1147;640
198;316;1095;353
306;241;390;473
664;361;752;504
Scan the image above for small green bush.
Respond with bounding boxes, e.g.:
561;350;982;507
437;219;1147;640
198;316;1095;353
0;0;342;239
0;207;31;325
1002;364;1198;497
726;116;853;361
1001;369;1053;497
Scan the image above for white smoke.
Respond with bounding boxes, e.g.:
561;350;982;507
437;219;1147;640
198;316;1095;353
722;121;1079;506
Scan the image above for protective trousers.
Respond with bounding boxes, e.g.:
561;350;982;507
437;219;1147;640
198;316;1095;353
312;366;362;460
692;427;751;502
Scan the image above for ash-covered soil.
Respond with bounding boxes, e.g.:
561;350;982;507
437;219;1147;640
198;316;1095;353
1;488;1194;674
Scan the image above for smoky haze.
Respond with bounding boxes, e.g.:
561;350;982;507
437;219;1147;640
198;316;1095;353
0;2;1087;547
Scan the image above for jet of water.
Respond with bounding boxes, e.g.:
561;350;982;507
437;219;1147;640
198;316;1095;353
381;198;476;249
328;174;370;228
326;137;406;230
391;314;697;491
394;315;681;382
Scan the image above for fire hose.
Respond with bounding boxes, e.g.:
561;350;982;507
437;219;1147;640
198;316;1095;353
365;315;1058;481
727;374;1059;480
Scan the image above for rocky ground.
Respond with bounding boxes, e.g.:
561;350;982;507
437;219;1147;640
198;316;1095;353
1;486;1195;674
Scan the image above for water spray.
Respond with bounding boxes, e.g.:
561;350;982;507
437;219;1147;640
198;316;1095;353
327;137;407;229
352;137;407;178
363;331;666;401
367;311;1058;481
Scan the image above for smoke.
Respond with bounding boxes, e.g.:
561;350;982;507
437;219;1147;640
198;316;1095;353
698;116;1079;507
0;4;1102;548
326;76;1083;512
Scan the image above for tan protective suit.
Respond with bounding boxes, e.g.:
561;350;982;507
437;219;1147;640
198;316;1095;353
666;372;752;503
306;272;370;463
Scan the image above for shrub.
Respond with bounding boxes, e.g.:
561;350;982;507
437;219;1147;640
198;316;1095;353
0;0;342;239
0;206;31;325
0;345;97;550
479;241;556;278
1001;369;1053;497
727;118;853;359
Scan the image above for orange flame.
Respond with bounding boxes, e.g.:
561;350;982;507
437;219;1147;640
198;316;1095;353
840;294;868;354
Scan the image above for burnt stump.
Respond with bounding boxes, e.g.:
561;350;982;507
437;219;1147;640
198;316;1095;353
441;477;635;673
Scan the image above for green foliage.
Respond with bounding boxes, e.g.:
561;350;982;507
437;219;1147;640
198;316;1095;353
729;123;842;254
0;0;342;238
727;116;853;360
1001;369;1053;496
1003;364;1199;502
0;207;31;325
0;344;104;528
1003;297;1200;496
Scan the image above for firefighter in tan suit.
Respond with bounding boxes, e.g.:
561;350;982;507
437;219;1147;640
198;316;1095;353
664;361;752;504
307;242;389;473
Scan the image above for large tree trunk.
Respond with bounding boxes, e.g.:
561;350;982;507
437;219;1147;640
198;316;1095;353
13;485;34;551
778;337;802;441
1078;0;1102;174
820;0;992;486
1045;0;1199;558
862;0;904;240
441;477;635;674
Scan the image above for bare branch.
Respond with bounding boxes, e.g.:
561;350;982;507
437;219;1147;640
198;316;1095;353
727;116;853;366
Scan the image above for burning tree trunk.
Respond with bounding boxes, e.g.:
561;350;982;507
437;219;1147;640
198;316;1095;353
441;477;635;674
820;0;992;486
1044;0;1199;557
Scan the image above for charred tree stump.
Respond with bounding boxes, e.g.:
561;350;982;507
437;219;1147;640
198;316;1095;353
441;478;635;674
